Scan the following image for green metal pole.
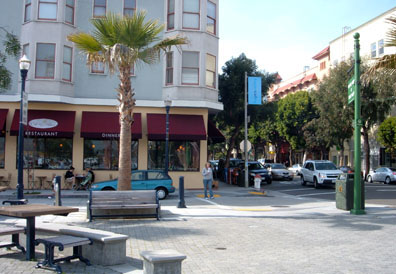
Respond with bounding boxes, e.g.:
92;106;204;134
351;33;365;215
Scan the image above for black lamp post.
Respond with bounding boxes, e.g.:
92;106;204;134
17;54;30;199
164;97;172;175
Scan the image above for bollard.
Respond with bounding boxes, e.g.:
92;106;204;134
177;176;186;208
53;175;62;206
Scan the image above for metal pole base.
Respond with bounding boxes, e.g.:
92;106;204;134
350;209;366;215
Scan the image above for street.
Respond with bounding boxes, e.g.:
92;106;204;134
265;176;396;206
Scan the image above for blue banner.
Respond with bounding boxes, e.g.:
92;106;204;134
248;77;262;105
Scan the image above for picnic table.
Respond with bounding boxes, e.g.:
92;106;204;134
0;204;78;260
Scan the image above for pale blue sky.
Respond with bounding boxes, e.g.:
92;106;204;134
219;0;396;80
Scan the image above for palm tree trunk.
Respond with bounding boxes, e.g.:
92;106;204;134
117;65;135;190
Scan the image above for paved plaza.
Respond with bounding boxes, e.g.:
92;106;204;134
0;183;395;274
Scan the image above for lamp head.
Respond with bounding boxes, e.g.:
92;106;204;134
19;54;31;71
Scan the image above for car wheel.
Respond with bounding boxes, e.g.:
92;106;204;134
314;177;320;189
385;176;391;185
102;187;115;191
367;175;373;183
289;177;293;181
156;187;168;200
301;176;306;186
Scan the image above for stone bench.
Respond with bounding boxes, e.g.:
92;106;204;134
16;221;128;266
140;249;186;274
35;235;92;274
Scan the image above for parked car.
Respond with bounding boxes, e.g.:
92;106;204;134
300;160;343;188
288;164;302;176
367;167;396;184
267;163;293;180
338;166;353;174
90;170;175;199
257;158;274;166
237;161;272;185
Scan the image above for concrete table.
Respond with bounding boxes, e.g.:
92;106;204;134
0;204;78;260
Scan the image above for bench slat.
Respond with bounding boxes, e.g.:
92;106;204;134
0;227;25;236
91;204;158;209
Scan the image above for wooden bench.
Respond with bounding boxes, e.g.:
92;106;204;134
2;199;28;205
35;235;92;274
0;226;26;253
88;190;160;222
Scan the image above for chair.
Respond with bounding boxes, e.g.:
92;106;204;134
45;174;56;189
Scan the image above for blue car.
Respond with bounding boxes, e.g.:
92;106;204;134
90;170;175;199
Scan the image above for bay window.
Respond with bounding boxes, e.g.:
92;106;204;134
166;52;173;85
24;0;32;22
182;51;199;85
183;0;200;29
207;1;216;34
206;54;216;88
167;0;175;30
35;43;55;79
62;46;72;81
124;0;136;17
38;0;57;20
65;0;75;25
93;0;106;18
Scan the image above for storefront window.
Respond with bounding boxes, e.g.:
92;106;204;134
148;141;200;171
83;140;138;170
0;137;4;168
20;138;72;169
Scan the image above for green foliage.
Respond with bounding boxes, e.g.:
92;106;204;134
378;116;396;153
276;91;317;150
0;27;21;91
311;61;354;150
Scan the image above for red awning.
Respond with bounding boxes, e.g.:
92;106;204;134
80;112;142;139
208;120;225;144
0;109;8;137
10;110;75;138
147;114;206;141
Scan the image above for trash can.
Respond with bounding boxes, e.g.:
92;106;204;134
335;173;354;210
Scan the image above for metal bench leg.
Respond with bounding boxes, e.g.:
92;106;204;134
36;244;63;274
11;233;25;253
73;245;91;266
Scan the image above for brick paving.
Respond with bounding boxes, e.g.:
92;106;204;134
0;184;395;273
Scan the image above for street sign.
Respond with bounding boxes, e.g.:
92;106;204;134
248;77;262;105
240;140;252;152
348;77;355;104
22;91;28;125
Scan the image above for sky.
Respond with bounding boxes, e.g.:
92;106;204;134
219;0;396;81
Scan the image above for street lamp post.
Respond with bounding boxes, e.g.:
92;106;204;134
164;97;172;175
17;55;30;200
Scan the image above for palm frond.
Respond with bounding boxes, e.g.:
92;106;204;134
67;32;102;53
385;16;396;47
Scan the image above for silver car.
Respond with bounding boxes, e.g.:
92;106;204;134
288;164;302;176
268;163;293;180
367;167;396;184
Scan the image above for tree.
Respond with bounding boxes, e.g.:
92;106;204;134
377;117;396;153
0;27;20;91
276;91;317;164
217;53;275;167
68;12;187;190
311;61;354;165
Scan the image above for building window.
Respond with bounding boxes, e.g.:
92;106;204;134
182;51;199;85
124;0;136;16
24;0;32;22
38;0;57;20
166;52;173;85
207;1;216;34
93;0;106;18
84;140;138;170
320;61;326;70
35;43;56;79
65;0;75;24
0;137;4;168
21;138;73;169
206;54;216;88
183;0;200;29
62;46;72;81
371;42;377;58
22;44;30;59
91;61;105;74
378;39;384;56
167;0;175;30
148;141;200;171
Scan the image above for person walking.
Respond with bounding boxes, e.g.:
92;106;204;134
202;162;214;199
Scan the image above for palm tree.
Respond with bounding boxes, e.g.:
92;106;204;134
68;12;187;190
368;17;396;74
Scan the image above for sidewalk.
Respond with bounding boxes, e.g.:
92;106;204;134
0;182;395;273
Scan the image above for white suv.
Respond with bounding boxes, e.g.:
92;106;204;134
300;160;342;188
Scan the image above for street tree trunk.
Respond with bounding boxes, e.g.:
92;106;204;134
225;125;240;168
117;65;135;190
